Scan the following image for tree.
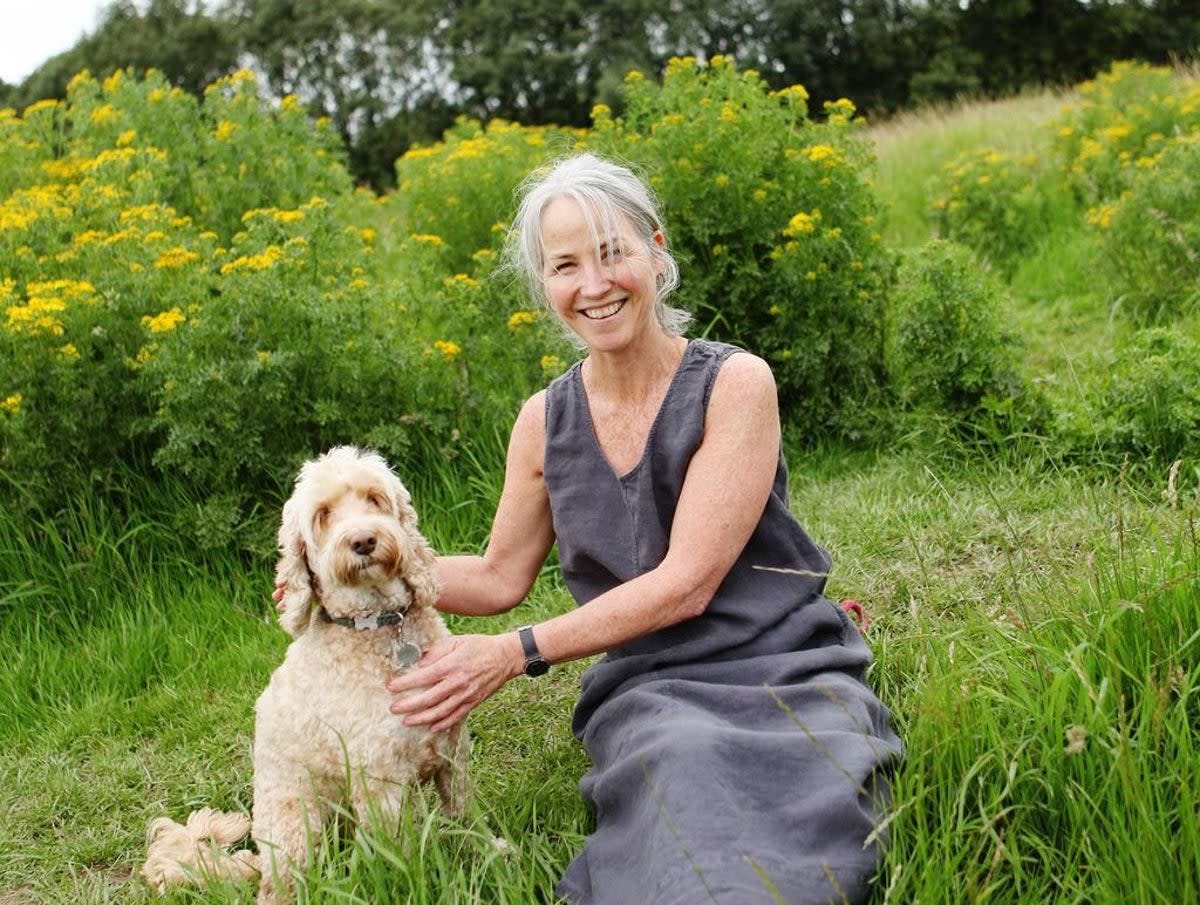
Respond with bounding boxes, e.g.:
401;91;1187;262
221;0;453;188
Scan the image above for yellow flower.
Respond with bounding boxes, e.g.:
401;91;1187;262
23;99;60;116
411;233;445;246
214;120;238;142
358;227;377;244
433;340;461;361
6;296;67;336
90;104;119;125
782;209;821;237
142;307;186;333
1;393;21;415
540;354;564;374
624;70;645;84
220;245;284;274
714;174;730;188
774;84;809;105
508;310;537;330
154;246;200;269
102;70;124;94
116;129;137;147
59;343;79;360
450;272;484;290
591;103;612;122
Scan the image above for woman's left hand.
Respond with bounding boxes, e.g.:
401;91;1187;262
388;632;524;733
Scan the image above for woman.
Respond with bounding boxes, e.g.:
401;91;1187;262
389;152;901;903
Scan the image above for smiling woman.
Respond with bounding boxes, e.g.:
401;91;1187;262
380;152;903;905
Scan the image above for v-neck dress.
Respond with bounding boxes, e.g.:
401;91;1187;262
544;339;902;905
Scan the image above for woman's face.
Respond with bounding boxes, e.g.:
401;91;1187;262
539;196;663;351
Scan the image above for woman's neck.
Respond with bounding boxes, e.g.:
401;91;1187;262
581;331;688;404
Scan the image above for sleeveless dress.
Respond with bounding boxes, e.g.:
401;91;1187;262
543;339;902;905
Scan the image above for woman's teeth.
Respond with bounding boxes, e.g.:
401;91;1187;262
582;300;625;320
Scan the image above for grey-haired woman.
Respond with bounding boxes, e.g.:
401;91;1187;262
387;152;902;904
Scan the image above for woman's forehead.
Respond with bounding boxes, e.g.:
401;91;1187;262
540;196;636;247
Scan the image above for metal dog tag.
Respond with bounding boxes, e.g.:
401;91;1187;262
391;640;422;669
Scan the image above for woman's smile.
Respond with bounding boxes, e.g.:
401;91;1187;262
581;299;627;320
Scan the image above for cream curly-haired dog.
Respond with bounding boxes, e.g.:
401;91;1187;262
143;446;469;902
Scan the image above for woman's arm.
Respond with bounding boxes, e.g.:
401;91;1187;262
389;352;782;731
433;391;556;616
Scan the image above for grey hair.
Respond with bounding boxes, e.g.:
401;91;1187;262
507;152;690;340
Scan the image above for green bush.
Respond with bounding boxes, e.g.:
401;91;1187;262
1087;134;1200;324
929;146;1065;274
1053;61;1200;206
591;56;893;438
1094;327;1200;466
886;240;1043;438
0;69;418;529
391;117;583;274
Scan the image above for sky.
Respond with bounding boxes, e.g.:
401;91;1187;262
1;1;110;85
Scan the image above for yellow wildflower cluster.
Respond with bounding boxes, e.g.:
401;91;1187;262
1;393;21;414
154;246;200;269
783;209;821;237
220;244;284;275
142;308;187;333
433;340;461;361
507;310;537;330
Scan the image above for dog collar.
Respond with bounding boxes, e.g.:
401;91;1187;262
322;609;406;631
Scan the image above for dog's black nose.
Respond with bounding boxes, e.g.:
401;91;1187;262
349;532;377;556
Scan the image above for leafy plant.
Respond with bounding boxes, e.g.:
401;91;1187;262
591;56;894;438
886;239;1044;439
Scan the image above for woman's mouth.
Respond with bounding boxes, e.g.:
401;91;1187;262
581;300;626;320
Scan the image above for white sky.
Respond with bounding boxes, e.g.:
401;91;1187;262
1;1;110;85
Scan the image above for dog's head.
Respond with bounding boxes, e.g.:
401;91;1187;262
274;446;440;636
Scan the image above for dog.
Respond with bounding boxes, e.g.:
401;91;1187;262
142;446;469;902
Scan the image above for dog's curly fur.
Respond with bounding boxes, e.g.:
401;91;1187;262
143;446;469;903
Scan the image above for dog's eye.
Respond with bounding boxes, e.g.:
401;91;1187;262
366;491;388;511
314;506;330;529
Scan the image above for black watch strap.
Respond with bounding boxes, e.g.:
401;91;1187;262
517;625;550;677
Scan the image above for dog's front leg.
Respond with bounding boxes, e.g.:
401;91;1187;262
251;770;323;905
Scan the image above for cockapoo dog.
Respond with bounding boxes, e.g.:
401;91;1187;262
143;446;469;902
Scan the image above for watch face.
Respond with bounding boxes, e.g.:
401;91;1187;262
525;658;550;677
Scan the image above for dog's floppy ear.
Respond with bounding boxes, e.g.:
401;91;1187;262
388;471;443;610
275;496;315;637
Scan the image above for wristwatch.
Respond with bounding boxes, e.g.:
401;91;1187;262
517;625;550;677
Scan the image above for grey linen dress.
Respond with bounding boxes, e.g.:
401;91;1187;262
545;339;903;905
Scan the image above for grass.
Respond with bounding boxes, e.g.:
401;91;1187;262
3;84;1199;903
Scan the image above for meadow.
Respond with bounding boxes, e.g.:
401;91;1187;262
1;60;1197;903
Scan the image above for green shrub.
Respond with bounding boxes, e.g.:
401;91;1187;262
1053;61;1200;205
886;240;1043;438
391;117;583;274
0;69;392;525
590;56;893;437
928;146;1066;274
1094;327;1200;466
1087;133;1200;324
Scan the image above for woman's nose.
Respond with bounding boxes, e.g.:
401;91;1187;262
578;261;613;297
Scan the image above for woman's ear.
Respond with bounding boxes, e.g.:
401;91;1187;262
275;497;315;637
